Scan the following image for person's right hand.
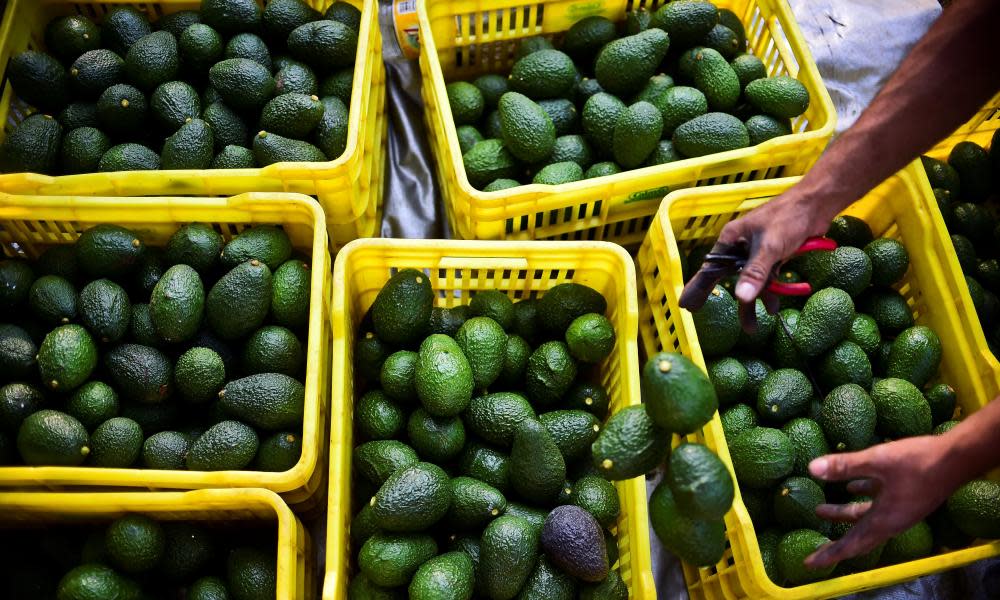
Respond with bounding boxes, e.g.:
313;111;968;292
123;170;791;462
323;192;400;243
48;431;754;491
803;434;965;570
678;187;834;328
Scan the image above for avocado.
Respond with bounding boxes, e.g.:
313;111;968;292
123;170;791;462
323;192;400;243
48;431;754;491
773;476;826;531
201;101;250;150
124;31;178;91
925;383;957;424
673;112;750;158
518;555;577;599
7;51;68;112
206;259;272;339
38;324;98;392
165;223;223;274
793;287;855;357
667;442;734;520
141;430;191;470
651;86;708;137
209;58;274;113
408;552;475;600
859;289;913;334
579;570;627;600
570;475;620;529
846;313;881;356
158;522;216;582
781;417;830;477
703;24;742;59
415;334;474;417
948;141;993;202
61;126;111;174
470;74;508;110
497;334;532;388
227;546;277;600
531;161;582;185
729;427;794;488
313;96;350;159
863;238;910;287
0;383;44;432
870;377;932;438
886;325;942;388
186;420;258;470
481;515;540;599
643;351;718;434
447;81;485;126
649;481;726;567
45;14;101;62
372;461;451;532
219;373;304;431
76;224;144;279
177;22;222;72
563;15;617;61
319;68;355;105
460;443;511;493
27;276;76;326
541;505;608;582
610;101;663;168
149;81;201;133
58;101;100;129
463;139;520;188
827;215;874;248
509;418;567;504
653;1;718;46
211;145;254;168
457;125;485;154
262;0;321;41
525;341;577;407
447;476;507;531
591;405;670;480
455;316;507;390
777;529;835;585
691;48;741;111
0;114;62;175
465;392;536;447
595;29;670;97
16;409;90;465
57;564;139;600
550;134;593;168
563;381;611;419
497;92;556;164
274;60;319;96
581;92;627;158
289;19;358;72
811;247;872;297
241;325;303;377
880;521;933;565
148;264;203;343
252;431;300;472
358;533;438;588
355;390;404;441
225;32;271;70
508;49;577;100
90;416;143;467
817;340;872;390
745;76;810;119
539;409;600;462
103;6;152;56
353;440;419;486
407;408;465;463
355;332;389;383
99;143;161;172
105;343;173;403
67;382;119;432
79;278;131;344
721;403;758;442
161;118;214;169
946;479;1000;539
376;351;417;404
707;357;749;405
174;347;226;403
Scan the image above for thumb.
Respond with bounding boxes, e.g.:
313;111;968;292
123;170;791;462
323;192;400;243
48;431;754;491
810;451;874;482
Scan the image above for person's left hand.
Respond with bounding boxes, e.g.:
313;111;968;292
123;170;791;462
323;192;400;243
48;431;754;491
803;435;963;569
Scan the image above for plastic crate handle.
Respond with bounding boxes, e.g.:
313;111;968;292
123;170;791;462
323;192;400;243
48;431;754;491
438;256;529;271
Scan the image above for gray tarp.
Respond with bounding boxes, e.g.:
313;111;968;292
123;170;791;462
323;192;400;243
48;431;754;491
372;0;1000;597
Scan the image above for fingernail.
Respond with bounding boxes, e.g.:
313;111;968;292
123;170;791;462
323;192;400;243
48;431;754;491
809;457;828;478
735;281;755;302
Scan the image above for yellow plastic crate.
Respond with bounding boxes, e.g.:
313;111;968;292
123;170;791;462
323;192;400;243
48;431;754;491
323;238;655;599
0;0;387;248
0;192;332;506
416;0;836;245
0;488;312;599
636;163;1000;600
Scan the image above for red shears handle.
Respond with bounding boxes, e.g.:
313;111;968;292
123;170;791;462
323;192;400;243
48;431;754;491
766;236;838;296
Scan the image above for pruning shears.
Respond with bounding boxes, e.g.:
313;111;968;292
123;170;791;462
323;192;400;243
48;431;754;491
698;236;838;297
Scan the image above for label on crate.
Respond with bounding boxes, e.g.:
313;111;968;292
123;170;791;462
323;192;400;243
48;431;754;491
392;0;420;60
625;186;671;204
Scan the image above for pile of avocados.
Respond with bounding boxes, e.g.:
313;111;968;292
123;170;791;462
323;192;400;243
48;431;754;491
1;513;277;600
447;0;811;191
0;0;359;175
683;213;1000;586
0;222;311;473
351;271;637;598
921;130;1000;357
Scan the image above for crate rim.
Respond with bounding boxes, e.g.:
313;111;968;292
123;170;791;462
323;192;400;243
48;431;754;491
0;0;379;183
414;0;838;209
324;236;657;600
0;192;330;500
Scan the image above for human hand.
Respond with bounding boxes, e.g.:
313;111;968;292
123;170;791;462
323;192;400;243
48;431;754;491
803;435;964;570
678;188;832;330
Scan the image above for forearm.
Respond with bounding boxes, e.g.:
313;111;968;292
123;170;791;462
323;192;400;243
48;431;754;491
935;397;1000;486
796;0;1000;221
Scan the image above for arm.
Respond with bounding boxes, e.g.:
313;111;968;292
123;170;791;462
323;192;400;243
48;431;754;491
680;0;1000;313
804;396;1000;569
